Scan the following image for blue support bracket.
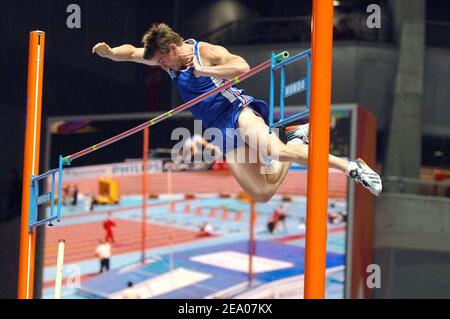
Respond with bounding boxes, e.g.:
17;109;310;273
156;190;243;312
269;49;311;133
28;156;65;233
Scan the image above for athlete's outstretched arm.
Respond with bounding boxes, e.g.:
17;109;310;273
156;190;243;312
92;42;158;66
193;43;250;79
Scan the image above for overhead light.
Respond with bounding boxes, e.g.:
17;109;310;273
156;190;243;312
434;150;444;157
334;0;341;6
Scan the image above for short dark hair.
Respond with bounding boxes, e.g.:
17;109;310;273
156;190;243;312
142;23;184;60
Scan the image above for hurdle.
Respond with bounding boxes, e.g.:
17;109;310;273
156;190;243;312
185;206;245;222
208;207;217;217
167;166;175;213
221;208;230;220
234;210;243;222
194;207;203;216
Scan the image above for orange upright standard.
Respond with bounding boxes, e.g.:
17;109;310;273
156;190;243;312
304;0;334;299
18;31;46;299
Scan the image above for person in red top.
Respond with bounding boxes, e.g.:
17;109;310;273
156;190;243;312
271;204;287;233
103;211;117;243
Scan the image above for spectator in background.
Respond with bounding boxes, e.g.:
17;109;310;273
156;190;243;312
62;186;69;205
84;192;95;212
95;239;112;273
198;221;213;237
271;204;288;233
103;211;117;243
298;217;306;231
122;282;141;299
71;185;79;206
267;218;276;234
328;211;346;225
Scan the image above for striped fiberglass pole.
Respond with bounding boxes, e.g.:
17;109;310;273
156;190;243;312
63;51;289;164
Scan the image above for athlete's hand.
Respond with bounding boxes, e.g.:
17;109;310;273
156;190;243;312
92;42;113;59
192;55;203;78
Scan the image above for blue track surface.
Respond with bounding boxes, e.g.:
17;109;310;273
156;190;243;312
43;195;347;299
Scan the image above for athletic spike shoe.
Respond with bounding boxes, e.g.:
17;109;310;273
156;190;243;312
347;158;383;196
285;124;309;145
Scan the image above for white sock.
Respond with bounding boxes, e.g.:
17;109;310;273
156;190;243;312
345;160;358;176
287;138;304;145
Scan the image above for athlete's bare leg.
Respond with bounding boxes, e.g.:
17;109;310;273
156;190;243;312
225;107;349;202
236;107;348;171
226;144;289;202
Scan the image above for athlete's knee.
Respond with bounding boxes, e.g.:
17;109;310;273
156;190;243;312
262;142;290;162
252;186;276;203
254;193;273;203
258;142;284;160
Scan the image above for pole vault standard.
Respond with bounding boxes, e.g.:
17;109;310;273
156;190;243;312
63;51;289;164
304;0;334;299
18;31;46;299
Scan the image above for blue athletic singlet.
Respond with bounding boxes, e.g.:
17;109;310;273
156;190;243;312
167;39;269;154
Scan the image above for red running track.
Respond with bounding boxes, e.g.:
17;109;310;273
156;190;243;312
44;219;214;267
60;170;347;199
273;225;346;243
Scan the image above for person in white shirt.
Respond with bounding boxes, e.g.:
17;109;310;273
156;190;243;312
198;222;213;237
95;240;112;273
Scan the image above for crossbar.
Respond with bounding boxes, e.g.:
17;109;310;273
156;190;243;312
64;51;289;164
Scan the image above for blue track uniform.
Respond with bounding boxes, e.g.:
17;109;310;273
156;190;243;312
167;39;269;154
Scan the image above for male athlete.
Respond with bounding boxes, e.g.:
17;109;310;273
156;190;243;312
92;23;382;202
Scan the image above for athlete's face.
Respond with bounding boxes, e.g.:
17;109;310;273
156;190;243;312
154;45;183;70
